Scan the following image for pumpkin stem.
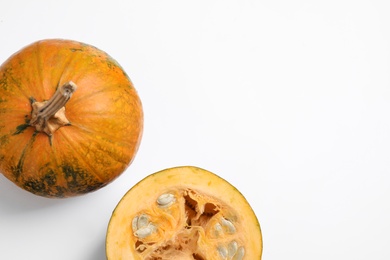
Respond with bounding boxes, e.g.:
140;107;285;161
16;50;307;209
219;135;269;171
30;81;77;136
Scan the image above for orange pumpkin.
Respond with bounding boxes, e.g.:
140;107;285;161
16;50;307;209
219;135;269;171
106;166;262;259
0;39;143;198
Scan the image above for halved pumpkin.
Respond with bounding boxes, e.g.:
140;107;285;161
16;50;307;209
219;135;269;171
0;39;143;198
106;166;262;259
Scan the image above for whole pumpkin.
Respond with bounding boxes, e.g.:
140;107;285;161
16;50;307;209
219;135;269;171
0;39;143;198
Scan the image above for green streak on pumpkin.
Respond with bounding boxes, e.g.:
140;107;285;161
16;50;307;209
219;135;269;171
43;169;57;186
13;115;31;135
0;134;9;146
62;164;105;194
1;66;23;92
0;72;8;90
12;131;37;180
13;123;30;135
23;169;66;198
24;178;46;194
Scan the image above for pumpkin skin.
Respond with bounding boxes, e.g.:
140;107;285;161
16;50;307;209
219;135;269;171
106;166;262;259
0;39;143;198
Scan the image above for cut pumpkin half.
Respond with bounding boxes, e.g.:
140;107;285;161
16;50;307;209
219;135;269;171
106;166;262;260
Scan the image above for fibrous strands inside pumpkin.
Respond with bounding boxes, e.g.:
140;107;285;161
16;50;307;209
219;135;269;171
130;188;246;259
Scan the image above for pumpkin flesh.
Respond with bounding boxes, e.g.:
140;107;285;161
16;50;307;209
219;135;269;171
0;39;143;198
106;166;262;259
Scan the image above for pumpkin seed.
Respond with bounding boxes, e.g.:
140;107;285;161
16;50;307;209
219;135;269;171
221;217;236;234
232;246;245;260
132;214;150;232
134;223;156;239
217;245;228;259
214;223;224;237
157;193;176;208
227;240;238;258
137;214;149;229
131;216;139;231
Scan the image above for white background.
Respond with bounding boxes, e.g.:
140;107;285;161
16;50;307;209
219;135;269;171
1;0;390;259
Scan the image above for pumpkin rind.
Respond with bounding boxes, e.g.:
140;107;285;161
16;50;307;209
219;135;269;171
106;166;262;259
0;39;143;198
